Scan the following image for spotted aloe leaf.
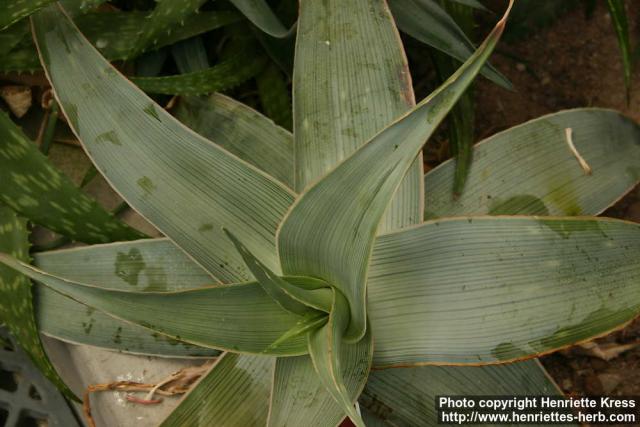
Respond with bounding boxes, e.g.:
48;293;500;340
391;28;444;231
131;49;267;95
0;205;77;401
0;112;144;244
0;10;240;73
129;0;208;59
0;0;54;30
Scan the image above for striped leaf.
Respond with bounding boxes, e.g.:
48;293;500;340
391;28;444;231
279;5;509;341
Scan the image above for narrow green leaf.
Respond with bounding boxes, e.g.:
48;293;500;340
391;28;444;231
130;0;207;59
369;216;640;366
229;0;288;38
33;3;295;283
0;254;311;355
424;109;640;219
280;5;510;341
131;52;266;95
606;0;631;103
389;0;511;88
0;112;144;244
431;0;476;195
362;360;564;426
307;290;371;427
0;206;77;401
293;0;423;232
224;228;331;315
174;94;294;187
161;353;273;426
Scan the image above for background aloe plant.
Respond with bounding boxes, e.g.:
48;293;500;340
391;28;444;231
2;0;640;426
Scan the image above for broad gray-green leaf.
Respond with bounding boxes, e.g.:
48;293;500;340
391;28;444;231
362;360;564;426
307;290;371;427
0;254;310;355
161;353;273;426
131;50;267;95
424;109;640;219
33;3;295;283
0;112;144;244
0;206;77;401
389;0;511;88
281;6;509;341
369;216;640;367
270;337;371;427
174;94;293;187
35;287;219;357
32;240;218;357
293;0;423;232
230;0;288;38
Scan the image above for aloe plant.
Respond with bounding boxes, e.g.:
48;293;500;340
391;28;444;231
3;0;640;425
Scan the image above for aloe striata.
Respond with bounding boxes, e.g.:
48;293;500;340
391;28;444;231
2;0;640;425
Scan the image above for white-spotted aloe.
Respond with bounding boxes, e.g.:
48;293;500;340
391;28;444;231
2;0;640;425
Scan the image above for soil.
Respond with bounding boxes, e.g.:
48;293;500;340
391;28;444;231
427;0;640;405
